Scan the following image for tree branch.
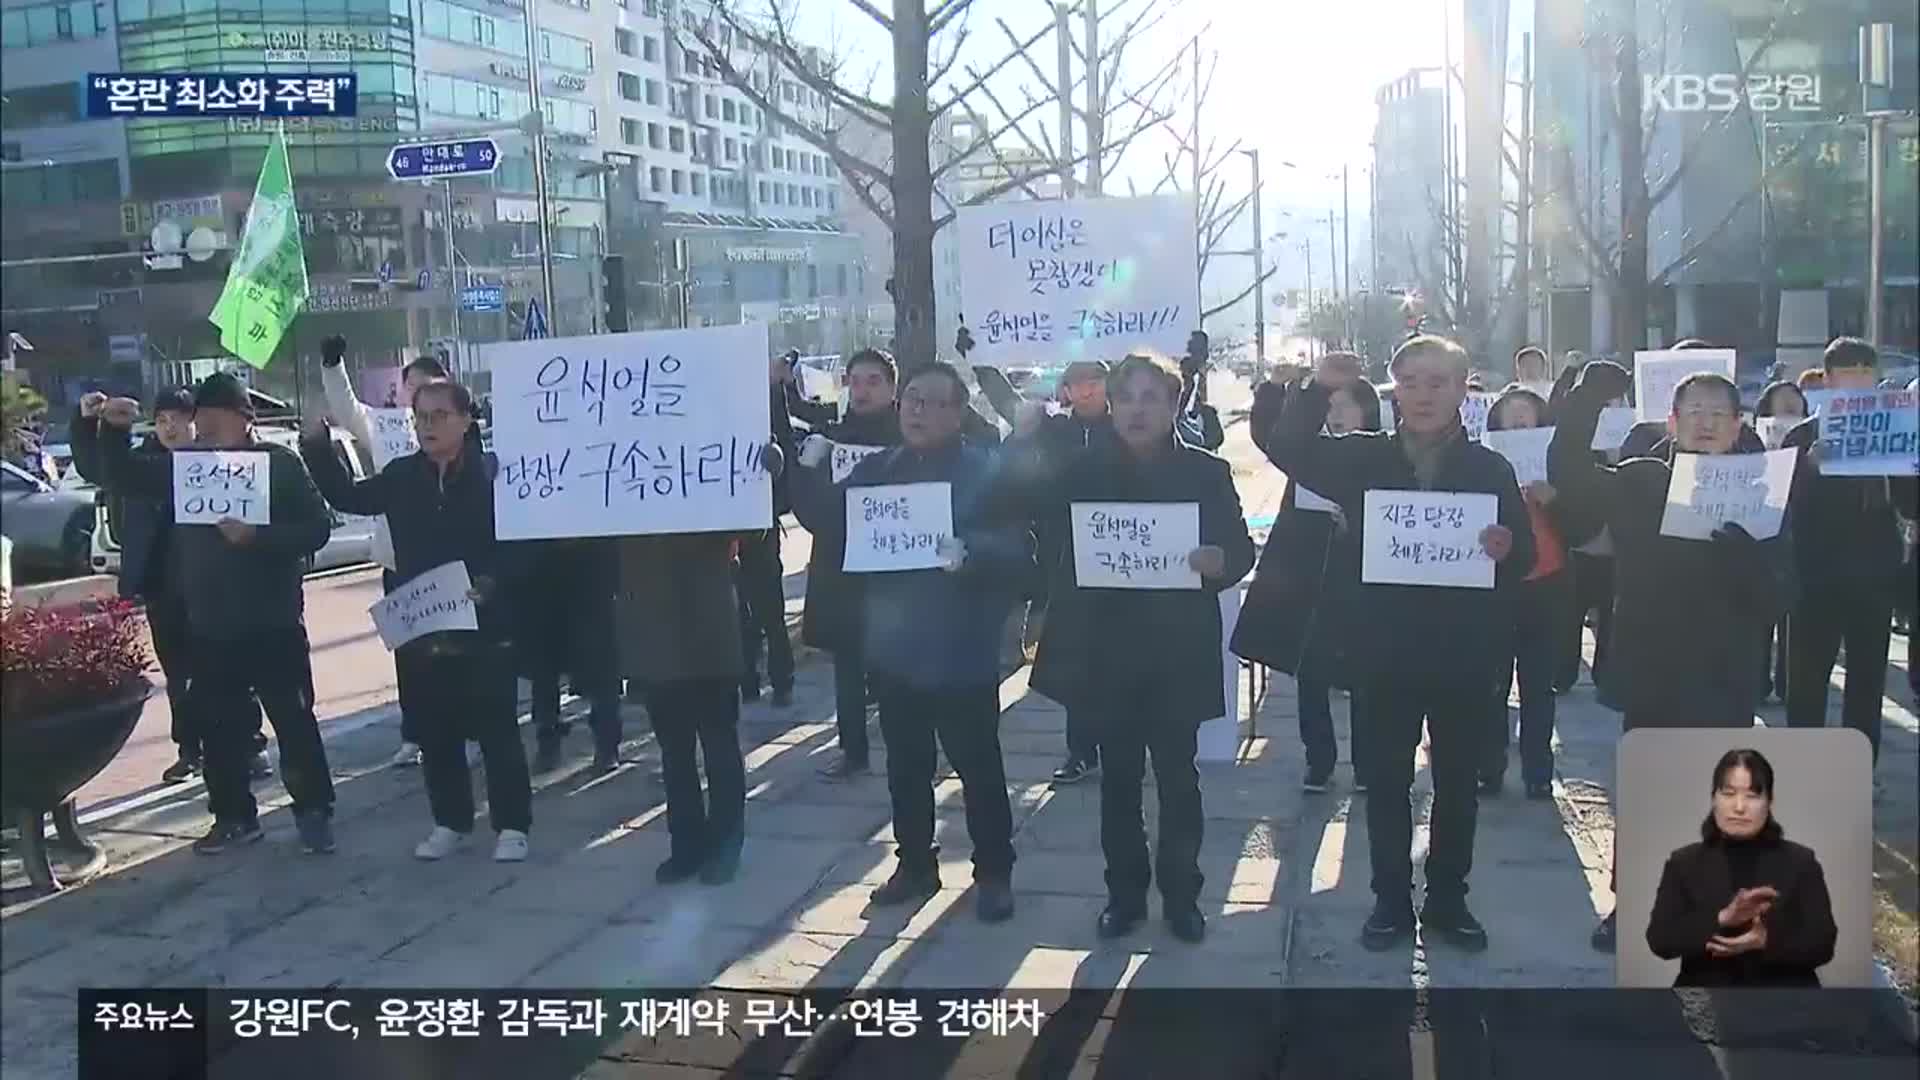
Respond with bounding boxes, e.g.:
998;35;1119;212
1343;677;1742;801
929;0;977;35
1202;266;1278;321
1650;127;1814;286
933;17;1054;117
845;0;893;31
1643;12;1788;209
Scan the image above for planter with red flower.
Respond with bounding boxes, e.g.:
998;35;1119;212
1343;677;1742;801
1;599;152;894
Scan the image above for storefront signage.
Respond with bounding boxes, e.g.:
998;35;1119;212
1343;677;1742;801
725;246;811;263
228;114;402;134
489;61;530;83
553;73;589;92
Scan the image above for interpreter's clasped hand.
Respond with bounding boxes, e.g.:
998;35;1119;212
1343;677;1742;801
798;434;831;469
1717;885;1779;928
1706;920;1769;958
1188;544;1226;578
1479;524;1514;562
936;537;968;573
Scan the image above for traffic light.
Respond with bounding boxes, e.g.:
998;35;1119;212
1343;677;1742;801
601;254;629;333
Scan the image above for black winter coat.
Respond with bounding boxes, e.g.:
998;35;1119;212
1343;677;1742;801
70;410;170;600
1646;837;1836;988
791;407;901;652
1027;434;1255;723
1548;387;1791;726
1231;382;1363;683
1264;382;1537;686
1781;416;1916;600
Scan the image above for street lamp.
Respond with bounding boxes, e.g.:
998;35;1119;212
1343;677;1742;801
1861;22;1896;348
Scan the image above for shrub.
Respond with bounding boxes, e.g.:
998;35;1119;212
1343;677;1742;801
0;600;149;720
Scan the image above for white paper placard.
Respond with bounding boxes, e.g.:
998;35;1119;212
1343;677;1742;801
368;561;478;649
843;482;954;573
1484;426;1555;486
1658;449;1797;541
1195;586;1242;764
1591;406;1637;451
1459;392;1494;442
484;324;774;540
1361;490;1498;589
366;406;419;471
1812;388;1919;476
1633;349;1737;422
1294;484;1339;513
829;441;890;484
956;195;1198;367
1380;397;1398;433
173;450;271;525
1070;501;1201;589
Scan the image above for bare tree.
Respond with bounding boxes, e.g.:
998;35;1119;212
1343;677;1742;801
676;1;1174;370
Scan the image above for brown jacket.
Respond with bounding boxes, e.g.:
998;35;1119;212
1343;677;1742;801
614;533;744;685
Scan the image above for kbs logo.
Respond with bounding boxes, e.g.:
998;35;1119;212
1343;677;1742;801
1643;73;1823;112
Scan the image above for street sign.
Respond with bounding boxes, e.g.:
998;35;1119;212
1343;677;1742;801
417;269;432;291
378;260;393;285
386;138;501;181
461;285;505;312
522;297;548;339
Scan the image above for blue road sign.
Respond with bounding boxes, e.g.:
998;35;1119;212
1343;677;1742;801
386;138;500;181
522;297;548;339
461;285;505;313
378;260;393;285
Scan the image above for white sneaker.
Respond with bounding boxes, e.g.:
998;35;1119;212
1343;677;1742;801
391;741;423;768
492;830;529;863
414;826;466;861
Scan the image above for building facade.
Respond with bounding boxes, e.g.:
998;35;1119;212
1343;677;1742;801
1372;69;1448;296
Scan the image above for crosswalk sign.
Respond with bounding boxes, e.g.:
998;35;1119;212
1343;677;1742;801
522;297;548;340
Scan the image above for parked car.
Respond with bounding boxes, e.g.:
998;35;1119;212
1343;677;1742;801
0;459;99;577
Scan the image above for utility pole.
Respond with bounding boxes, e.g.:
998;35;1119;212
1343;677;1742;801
1189;36;1202;293
443;179;463;371
1342;165;1352;348
1327;211;1338;344
1303;234;1314;360
1083;0;1104;195
1517;32;1535;348
1055;3;1076;196
1861;22;1894;347
520;0;559;334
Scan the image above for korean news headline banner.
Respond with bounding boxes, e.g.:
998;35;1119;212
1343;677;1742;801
486;324;775;540
1632;349;1737;422
1070;502;1202;589
172;451;271;526
955;195;1198;367
88;74;358;118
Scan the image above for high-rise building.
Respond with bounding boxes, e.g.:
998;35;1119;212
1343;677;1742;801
1372;69;1448;296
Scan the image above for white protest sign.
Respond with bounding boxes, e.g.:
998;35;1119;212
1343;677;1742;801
1381;397;1397;433
829;441;889;484
1070;501;1201;589
1658;449;1797;541
1592;406;1637;451
173;450;271;525
796;364;838;405
484;323;774;540
1361;490;1498;590
1803;388;1835;417
843;482;954;573
956;195;1198;367
1484;426;1555;486
1294;484;1339;514
1812;388;1919;476
368;561;478;649
1633;349;1737;421
1459;392;1494;442
365;406;419;471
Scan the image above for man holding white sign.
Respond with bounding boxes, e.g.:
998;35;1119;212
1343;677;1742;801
794;363;1034;924
1024;355;1255;945
1266;336;1533;954
97;371;339;857
302;379;533;864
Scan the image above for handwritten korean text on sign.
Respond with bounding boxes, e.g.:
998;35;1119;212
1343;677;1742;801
368;561;477;649
173;451;270;525
843;482;954;573
1484;426;1555;486
1458;392;1494;443
1813;388;1918;476
830;441;889;484
366;407;419;471
1633;349;1737;422
1070;501;1201;590
1361;490;1497;590
1658;449;1797;541
1592;406;1637;452
484;324;774;540
957;195;1198;367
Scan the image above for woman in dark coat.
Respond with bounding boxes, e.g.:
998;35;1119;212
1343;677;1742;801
1751;380;1810;703
1233;358;1383;793
1647;748;1836;987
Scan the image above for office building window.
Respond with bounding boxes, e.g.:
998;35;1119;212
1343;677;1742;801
670;170;683;194
541;30;593;71
724;138;737;162
650;166;664;192
807;264;818;297
647;122;663;149
691;172;705;196
704;94;717;119
616;29;636;56
621;118;641;145
669;127;685;153
642;36;660;62
644;79;661;106
787;183;798;204
836;265;848;295
758;180;768;203
722;99;735;123
3;1;105;49
0;158;119;204
618;73;642;101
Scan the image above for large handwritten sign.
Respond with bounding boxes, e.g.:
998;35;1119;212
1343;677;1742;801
1813;388;1919;476
365;406;418;471
173;450;270;525
1070;501;1201;589
484;324;774;540
368;561;477;649
1659;449;1796;541
956;195;1197;367
1633;349;1737;422
1361;490;1497;590
1459;392;1494;442
1592;406;1637;452
843;482;953;573
1484;426;1555;486
830;441;889;484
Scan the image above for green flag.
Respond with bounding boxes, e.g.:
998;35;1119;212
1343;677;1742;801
210;127;309;369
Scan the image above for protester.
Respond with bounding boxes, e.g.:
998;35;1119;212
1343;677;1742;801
1781;338;1914;773
733;354;810;710
1178;331;1226;451
1619;340;1763;460
72;387;272;784
1267;335;1535;953
797;363;1032;922
301;380;532;862
319;336;453;770
1797;368;1826;393
1234;352;1380;793
789;348;902;779
1548;360;1791;951
1752;380;1810;702
95;373;338;855
1546;365;1622;701
1513;345;1555;401
1024;354;1254;942
518;538;624;771
1482;386;1571;799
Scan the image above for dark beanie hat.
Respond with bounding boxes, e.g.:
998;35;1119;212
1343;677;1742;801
150;385;196;415
193;371;254;417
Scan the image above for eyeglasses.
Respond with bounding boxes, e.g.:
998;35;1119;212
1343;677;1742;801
900;392;959;413
413;408;462;428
